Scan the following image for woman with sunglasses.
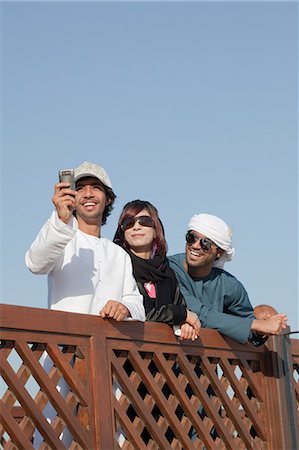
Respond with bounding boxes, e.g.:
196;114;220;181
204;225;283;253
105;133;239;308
113;200;201;340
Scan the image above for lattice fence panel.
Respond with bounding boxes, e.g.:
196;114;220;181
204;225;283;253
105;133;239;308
0;334;93;450
110;343;267;450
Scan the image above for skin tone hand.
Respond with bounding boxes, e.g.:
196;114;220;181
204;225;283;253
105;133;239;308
52;182;77;224
185;310;201;336
179;323;198;341
251;314;288;336
99;300;130;321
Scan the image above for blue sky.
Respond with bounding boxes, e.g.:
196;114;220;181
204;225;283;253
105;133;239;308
1;1;298;332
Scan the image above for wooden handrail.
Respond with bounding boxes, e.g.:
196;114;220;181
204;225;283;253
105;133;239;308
0;303;298;449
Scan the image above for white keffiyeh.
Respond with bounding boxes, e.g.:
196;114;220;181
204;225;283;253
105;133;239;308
187;213;235;268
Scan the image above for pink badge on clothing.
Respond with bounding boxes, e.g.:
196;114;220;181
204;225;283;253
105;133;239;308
144;281;156;299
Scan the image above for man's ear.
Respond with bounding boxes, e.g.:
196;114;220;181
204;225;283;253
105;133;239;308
215;248;224;261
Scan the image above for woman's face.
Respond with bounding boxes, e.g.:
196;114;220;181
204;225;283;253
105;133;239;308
123;208;156;258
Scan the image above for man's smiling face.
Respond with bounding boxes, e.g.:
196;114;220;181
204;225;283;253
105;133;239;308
75;177;108;225
185;230;223;277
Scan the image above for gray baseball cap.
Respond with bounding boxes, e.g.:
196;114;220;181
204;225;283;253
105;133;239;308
74;161;112;189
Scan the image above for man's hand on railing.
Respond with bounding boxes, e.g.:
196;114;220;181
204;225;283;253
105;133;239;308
251;314;288;336
99;300;130;321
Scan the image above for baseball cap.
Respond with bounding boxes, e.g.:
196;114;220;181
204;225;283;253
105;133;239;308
74;161;113;189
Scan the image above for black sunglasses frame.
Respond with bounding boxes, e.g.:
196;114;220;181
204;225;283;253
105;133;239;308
185;231;214;252
121;215;155;232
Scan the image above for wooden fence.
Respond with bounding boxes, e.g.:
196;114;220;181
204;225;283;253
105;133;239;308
0;304;298;450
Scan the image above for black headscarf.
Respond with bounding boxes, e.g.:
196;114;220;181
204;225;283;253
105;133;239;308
128;251;174;284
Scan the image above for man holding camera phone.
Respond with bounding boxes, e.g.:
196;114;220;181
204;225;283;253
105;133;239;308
25;161;145;321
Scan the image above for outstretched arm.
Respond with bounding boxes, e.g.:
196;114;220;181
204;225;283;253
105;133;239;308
25;182;78;274
178;284;254;344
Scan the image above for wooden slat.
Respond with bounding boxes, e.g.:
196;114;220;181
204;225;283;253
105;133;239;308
220;358;265;439
0;355;65;449
130;352;219;448
14;340;91;448
156;352;237;448
110;350;171;449
113;395;148;449
17;359;71;442
200;355;264;447
0;344;45;438
236;358;264;401
128;349;197;449
0;400;34;449
45;343;88;406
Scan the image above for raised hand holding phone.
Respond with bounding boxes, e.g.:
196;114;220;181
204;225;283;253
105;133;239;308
52;169;77;224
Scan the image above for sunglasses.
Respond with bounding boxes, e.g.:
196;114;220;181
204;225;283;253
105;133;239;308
185;231;214;252
121;215;155;231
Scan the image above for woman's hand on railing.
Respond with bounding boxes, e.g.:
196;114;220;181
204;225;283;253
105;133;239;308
179;323;198;341
185;310;201;336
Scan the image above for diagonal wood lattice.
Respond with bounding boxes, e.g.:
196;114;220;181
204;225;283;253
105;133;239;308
0;333;92;450
0;304;298;449
110;343;266;450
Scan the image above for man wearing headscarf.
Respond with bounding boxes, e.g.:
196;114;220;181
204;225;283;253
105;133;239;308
169;213;288;345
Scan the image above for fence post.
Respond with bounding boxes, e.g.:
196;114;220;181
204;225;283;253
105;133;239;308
281;334;299;449
265;333;298;449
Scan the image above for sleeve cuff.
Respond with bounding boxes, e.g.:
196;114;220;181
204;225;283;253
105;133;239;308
52;210;77;236
248;331;269;347
173;306;187;325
